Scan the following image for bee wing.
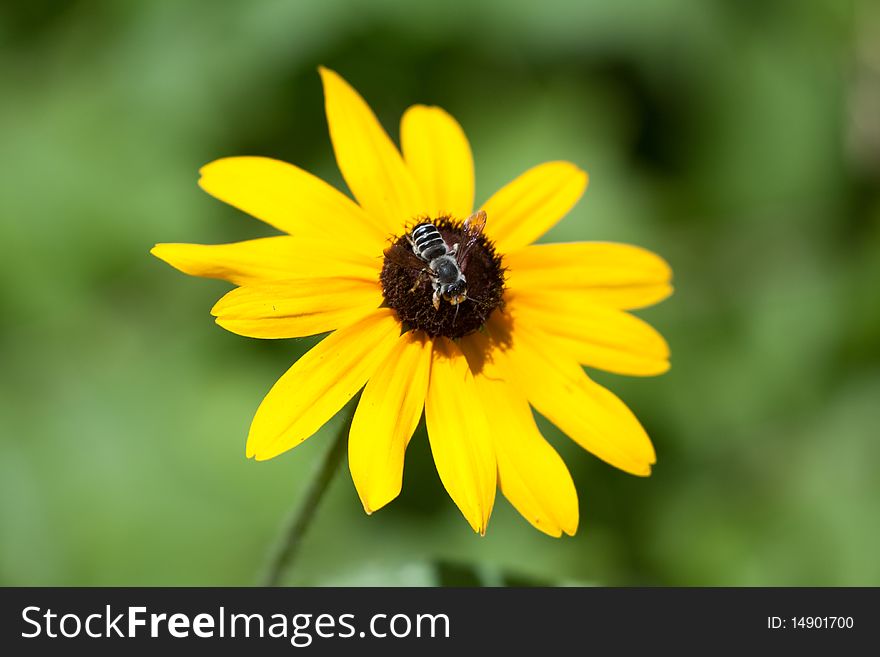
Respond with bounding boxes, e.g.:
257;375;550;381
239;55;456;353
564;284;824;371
456;210;487;267
383;242;428;272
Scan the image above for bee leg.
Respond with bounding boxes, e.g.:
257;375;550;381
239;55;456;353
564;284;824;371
409;269;428;293
432;289;441;311
450;243;459;255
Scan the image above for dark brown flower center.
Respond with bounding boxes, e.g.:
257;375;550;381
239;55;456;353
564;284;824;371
380;216;505;339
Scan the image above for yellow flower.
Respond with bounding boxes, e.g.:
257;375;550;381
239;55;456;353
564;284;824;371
151;67;672;537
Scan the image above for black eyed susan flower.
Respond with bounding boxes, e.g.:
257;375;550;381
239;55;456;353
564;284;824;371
152;68;672;537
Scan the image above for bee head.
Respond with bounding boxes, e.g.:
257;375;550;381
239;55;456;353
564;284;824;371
443;279;468;305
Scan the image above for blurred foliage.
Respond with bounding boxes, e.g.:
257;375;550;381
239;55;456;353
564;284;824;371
1;0;878;586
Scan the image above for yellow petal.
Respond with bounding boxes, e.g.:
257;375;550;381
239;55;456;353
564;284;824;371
348;331;432;514
507;292;670;376
197;156;387;250
150;236;381;286
319;67;425;233
461;333;578;537
247;309;401;460
505;242;673;310
401;105;474;218
480;162;587;253
489;313;655;476
425;337;496;534
211;277;382;339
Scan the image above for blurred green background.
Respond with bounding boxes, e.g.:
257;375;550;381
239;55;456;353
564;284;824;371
2;0;879;586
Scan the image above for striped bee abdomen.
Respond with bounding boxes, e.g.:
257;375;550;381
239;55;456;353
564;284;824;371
411;222;448;261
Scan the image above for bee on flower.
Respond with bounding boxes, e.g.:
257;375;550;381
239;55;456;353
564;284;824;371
152;68;672;537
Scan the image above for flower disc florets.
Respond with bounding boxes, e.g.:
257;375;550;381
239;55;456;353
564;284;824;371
380;216;505;339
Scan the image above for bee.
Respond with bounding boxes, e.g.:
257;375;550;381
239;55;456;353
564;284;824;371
385;211;487;310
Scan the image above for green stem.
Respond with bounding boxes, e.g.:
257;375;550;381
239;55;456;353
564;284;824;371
259;403;352;587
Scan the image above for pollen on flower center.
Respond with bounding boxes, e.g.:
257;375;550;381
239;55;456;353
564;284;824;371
380;216;505;339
